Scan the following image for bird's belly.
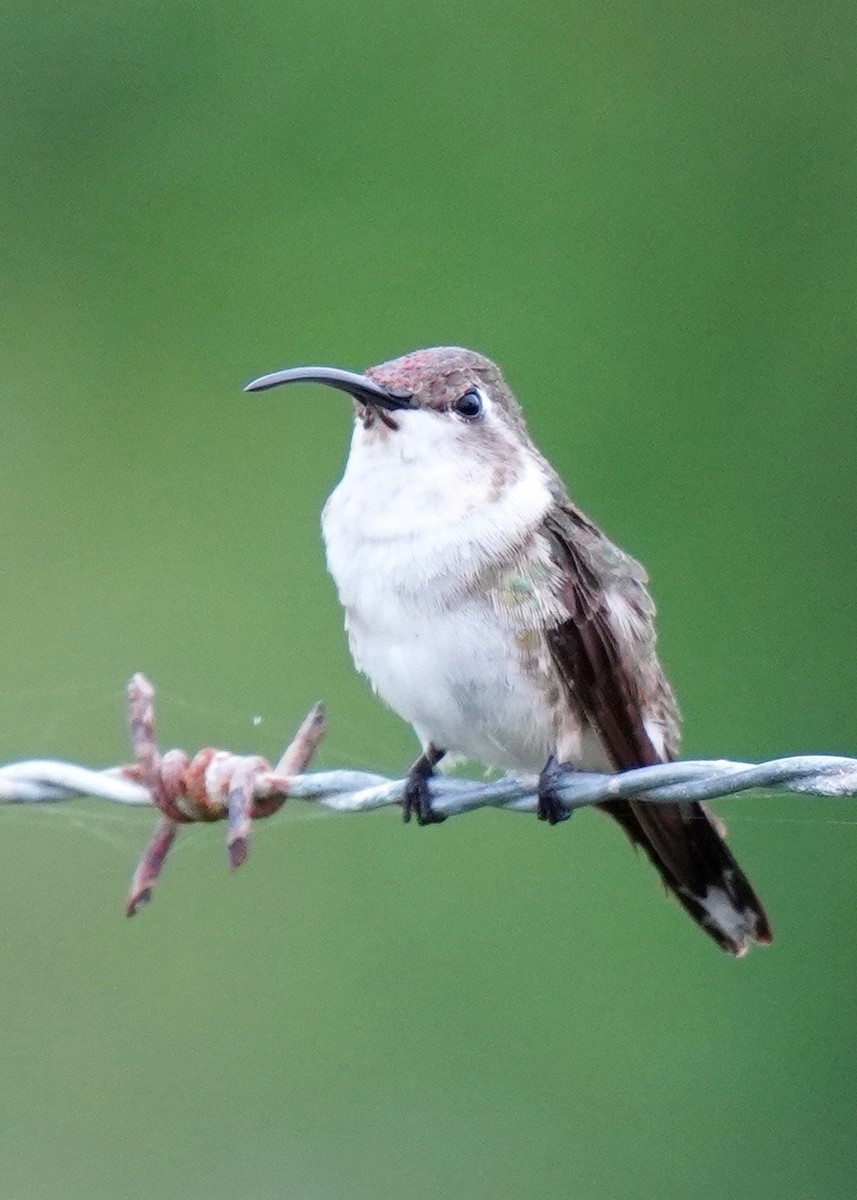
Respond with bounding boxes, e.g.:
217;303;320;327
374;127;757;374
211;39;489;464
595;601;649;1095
347;599;579;774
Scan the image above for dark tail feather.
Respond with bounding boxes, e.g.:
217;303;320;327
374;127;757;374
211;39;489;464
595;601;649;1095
601;798;773;955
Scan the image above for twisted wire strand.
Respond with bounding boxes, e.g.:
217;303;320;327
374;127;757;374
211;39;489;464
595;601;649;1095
1;674;855;914
2;756;857;812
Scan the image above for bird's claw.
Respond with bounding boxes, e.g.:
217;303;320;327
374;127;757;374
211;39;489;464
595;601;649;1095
402;771;446;825
537;756;572;824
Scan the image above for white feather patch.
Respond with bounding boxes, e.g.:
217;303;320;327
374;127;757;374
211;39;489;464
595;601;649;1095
701;885;754;954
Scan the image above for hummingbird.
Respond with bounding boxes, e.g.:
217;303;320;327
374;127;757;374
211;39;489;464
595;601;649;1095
246;347;772;955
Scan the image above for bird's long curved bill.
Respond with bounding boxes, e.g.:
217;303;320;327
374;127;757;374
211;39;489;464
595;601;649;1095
243;366;413;411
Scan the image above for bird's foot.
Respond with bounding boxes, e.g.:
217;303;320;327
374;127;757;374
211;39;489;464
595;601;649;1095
537;755;572;825
402;746;447;826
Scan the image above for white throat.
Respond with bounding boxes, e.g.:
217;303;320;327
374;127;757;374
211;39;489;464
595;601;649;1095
321;411;554;602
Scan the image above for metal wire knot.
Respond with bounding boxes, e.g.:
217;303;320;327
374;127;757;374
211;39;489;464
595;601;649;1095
122;674;326;915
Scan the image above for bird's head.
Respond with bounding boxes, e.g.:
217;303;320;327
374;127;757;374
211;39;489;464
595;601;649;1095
245;347;532;476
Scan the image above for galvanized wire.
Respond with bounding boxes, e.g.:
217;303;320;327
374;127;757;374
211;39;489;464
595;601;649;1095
2;754;857;815
1;673;855;915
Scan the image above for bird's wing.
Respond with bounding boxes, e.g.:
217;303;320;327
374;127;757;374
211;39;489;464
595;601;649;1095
540;502;678;768
540;502;771;955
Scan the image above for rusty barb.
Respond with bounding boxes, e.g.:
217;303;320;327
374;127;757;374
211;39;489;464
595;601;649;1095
122;674;326;916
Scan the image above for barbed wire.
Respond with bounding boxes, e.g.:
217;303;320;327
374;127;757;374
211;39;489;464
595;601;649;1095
1;674;855;915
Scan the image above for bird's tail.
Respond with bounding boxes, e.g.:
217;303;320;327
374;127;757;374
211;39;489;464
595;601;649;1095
602;798;773;955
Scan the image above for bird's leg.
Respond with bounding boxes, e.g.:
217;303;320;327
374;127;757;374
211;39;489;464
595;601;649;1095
402;743;446;826
537;755;572;824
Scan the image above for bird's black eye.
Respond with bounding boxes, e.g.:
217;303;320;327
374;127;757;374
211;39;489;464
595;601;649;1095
452;389;484;420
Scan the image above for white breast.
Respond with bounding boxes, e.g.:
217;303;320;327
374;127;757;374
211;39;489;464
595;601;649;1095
320;413;606;772
323;413;552;598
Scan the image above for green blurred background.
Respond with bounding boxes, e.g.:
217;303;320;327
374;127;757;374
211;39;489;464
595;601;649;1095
2;1;856;1197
